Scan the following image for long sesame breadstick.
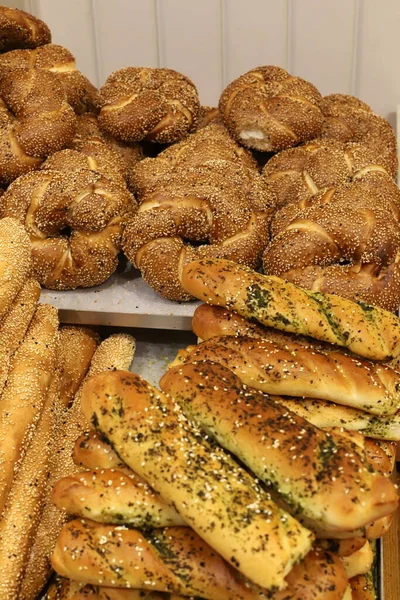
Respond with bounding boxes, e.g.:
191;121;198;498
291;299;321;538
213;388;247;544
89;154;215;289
58;326;99;407
0;303;58;515
0;369;59;600
0;278;40;397
20;333;136;600
0;217;32;321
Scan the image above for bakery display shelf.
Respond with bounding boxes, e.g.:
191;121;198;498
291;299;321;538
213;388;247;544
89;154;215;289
40;261;200;330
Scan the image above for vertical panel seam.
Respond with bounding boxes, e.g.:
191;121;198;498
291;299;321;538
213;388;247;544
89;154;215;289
154;0;162;67
90;0;102;86
350;0;361;96
286;0;293;72
24;0;38;17
220;0;227;92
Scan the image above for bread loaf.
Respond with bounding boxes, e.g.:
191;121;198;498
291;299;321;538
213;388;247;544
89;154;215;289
0;368;59;600
341;541;374;580
0;218;32;321
349;572;376;600
160;361;398;537
273;396;400;441
52;520;267;600
52;468;185;528
80;370;314;590
0;304;58;515
175;335;400;415
181;258;400;360
52;520;347;600
58;326;99;407
72;430;128;472
0;278;40;396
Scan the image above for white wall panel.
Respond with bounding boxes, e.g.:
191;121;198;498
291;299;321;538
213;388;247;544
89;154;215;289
357;0;400;124
156;0;222;105
27;0;99;86
9;0;400;119
92;0;159;85
291;0;358;97
222;0;288;87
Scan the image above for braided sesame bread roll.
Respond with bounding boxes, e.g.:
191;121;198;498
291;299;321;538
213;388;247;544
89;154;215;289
52;468;186;528
58;326;99;408
261;139;390;212
0;44;99;115
1;165;136;289
0;278;40;396
161;362;398;537
0;304;58;515
263;173;400;312
0;67;76;185
272;396;400;441
19;332;135;600
181;258;400;360
72;113;144;183
0;217;32;321
81;370;314;590
0;368;59;600
0;6;51;52
321;94;398;178
219;66;323;152
99;67;200;144
52;521;347;600
174;335;400;415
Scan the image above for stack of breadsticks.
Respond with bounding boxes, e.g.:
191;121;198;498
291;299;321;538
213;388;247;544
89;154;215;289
46;258;399;599
0;216;136;599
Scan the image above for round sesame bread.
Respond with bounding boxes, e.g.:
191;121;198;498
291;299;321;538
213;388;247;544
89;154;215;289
219;65;323;152
98;66;200;144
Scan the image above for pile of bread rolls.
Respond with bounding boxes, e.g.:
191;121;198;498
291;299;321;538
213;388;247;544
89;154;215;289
1;5;400;313
43;257;399;600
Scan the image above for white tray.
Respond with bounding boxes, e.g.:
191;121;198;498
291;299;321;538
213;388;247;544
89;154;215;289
40;261;200;330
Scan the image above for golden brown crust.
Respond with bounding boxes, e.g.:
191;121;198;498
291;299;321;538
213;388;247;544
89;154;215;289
73;113;144;183
0;217;32;320
0;368;59;600
52;468;186;527
0;6;51;52
123;124;272;301
0;44;99;114
160;361;398;536
52;521;267;599
262;172;400;311
349;572;377;600
58;326;99;407
219;66;323;152
0;67;76;185
261;138;391;211
80;370;314;590
321;93;397;177
181;258;400;360
0;278;40;397
99;67;200;144
341;541;374;579
73;430;129;472
0;304;58;515
0;165;136;289
176;335;400;415
273;396;400;442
